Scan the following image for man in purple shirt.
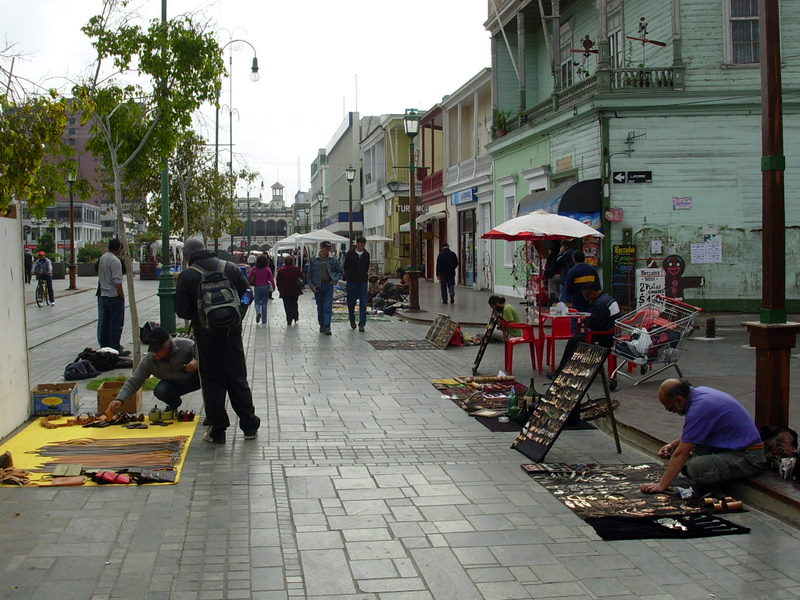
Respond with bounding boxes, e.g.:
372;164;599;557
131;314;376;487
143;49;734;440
641;378;765;494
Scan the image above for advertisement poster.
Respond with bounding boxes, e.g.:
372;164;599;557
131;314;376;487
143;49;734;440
611;245;636;313
636;268;665;307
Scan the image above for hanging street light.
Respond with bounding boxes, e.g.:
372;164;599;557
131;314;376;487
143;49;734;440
345;164;356;242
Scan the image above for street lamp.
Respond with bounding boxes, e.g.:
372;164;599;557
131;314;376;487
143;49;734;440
66;169;77;290
214;37;259;252
316;190;325;230
345;164;356;242
403;108;421;311
304;208;310;233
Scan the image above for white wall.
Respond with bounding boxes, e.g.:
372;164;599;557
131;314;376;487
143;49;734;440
0;213;31;439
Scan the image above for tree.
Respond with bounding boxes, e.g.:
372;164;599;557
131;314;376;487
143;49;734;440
74;0;224;365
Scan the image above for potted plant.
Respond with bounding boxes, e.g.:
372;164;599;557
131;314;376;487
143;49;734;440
491;109;511;138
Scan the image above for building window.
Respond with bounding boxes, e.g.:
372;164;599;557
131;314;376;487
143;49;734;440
607;0;624;69
725;0;759;65
559;20;574;89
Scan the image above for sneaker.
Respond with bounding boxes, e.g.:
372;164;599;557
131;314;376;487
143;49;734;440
50;301;55;306
350;320;356;329
358;326;365;332
442;301;448;304
243;430;258;440
118;349;131;357
203;427;225;444
323;330;332;335
256;313;261;323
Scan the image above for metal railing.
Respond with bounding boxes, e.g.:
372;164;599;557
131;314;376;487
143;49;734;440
610;67;675;90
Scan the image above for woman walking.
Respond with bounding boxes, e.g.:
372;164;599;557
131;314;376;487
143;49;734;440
276;256;305;326
247;254;275;325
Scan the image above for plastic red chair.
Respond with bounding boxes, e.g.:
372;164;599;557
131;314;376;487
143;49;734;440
498;317;540;375
542;313;580;374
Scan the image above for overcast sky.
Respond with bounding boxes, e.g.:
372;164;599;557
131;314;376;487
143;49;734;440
4;0;491;203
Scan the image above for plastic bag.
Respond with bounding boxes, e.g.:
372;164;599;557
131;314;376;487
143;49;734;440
629;327;653;355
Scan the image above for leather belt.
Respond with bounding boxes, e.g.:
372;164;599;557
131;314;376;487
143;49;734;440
745;443;764;451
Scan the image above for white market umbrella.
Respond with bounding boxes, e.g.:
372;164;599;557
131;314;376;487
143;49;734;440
482;210;603;241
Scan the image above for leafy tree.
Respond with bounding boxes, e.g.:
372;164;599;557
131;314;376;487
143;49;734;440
74;0;224;364
36;231;55;255
77;242;104;263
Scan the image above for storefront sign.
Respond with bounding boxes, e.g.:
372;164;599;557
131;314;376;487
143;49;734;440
451;187;478;205
612;245;636;313
636;268;665;307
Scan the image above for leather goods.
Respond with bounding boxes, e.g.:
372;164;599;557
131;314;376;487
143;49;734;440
0;451;12;470
131;469;177;484
92;471;132;485
52;463;83;477
49;475;87;486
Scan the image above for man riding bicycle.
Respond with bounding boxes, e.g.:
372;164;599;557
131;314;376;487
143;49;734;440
33;251;55;305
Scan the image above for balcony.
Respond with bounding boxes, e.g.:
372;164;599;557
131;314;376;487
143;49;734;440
420;170;443;198
610;67;676;90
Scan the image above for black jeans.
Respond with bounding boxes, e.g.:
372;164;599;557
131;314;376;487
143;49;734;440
196;333;260;434
153;374;201;409
282;295;299;324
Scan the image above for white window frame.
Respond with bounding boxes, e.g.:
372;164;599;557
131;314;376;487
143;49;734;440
722;0;760;66
607;0;624;69
559;20;574;89
498;175;517;267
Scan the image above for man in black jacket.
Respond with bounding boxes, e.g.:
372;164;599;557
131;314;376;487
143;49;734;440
175;238;260;444
435;243;459;304
343;236;371;332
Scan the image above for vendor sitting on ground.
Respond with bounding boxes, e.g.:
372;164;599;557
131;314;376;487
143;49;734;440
640;378;766;495
108;327;200;414
367;275;382;304
372;272;409;308
395;267;410;293
488;295;521;337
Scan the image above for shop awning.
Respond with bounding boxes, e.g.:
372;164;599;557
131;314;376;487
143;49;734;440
415;211;446;226
517;179;602;217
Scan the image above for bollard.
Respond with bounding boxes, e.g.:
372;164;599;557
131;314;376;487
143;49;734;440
705;317;716;338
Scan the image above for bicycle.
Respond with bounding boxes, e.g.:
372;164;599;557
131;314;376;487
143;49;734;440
35;277;51;307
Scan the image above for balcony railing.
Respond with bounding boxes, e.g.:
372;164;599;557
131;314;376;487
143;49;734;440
420;170;443;197
610;67;675;90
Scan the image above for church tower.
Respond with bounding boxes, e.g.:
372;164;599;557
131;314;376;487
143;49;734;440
270;182;285;209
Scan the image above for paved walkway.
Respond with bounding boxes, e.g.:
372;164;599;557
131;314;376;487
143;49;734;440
0;275;798;599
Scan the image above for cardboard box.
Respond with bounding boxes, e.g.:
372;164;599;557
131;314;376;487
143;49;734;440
97;380;142;414
31;383;78;416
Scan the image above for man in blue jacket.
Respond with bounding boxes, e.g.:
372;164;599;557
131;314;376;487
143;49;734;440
561;251;599;312
308;241;343;335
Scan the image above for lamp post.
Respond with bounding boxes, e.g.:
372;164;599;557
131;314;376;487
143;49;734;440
66;169;77;290
214;38;259;252
304;208;310;233
157;0;176;333
316;190;325;230
345;164;356;242
403;108;421;311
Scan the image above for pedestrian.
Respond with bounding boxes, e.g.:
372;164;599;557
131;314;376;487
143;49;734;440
343;235;370;332
23;249;33;284
247;254;275;325
435;243;459;304
552;280;620;376
175;238;260;444
560;251;599;312
307;241;342;335
264;252;276;299
640;378;766;495
97;239;125;350
108;326;199;412
488;295;521;337
275;255;304;326
32;251;54;303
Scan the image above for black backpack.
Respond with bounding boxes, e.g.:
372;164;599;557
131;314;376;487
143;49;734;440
189;261;242;334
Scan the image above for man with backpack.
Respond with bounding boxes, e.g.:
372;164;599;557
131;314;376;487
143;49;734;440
175;238;260;444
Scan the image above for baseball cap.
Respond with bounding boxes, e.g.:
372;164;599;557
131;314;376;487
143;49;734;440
320;241;332;249
38;251;46;256
146;327;171;352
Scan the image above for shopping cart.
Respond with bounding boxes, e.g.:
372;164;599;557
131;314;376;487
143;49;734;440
608;295;701;390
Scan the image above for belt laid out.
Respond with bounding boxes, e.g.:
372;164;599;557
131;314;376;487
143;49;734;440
745;443;764;451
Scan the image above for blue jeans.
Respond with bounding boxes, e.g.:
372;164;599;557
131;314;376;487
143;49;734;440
346;281;368;327
154;374;201;409
98;295;125;350
315;283;334;331
254;285;269;322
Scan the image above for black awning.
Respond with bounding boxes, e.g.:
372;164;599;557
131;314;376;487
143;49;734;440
517;178;602;216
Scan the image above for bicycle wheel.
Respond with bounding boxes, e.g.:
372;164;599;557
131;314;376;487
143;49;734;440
35;283;44;307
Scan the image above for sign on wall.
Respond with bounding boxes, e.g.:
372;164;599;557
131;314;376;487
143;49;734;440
612;245;636;313
636;268;665;307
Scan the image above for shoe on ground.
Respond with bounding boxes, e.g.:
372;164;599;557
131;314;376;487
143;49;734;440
118;349;131;357
358;326;365;332
203;427;225;444
242;416;260;440
243;431;258;440
324;330;332;335
165;398;182;411
450;297;455;304
256;313;261;323
442;301;448;304
350;320;356;329
50;301;55;305
319;326;324;332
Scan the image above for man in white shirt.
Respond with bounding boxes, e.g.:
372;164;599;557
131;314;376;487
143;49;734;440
97;238;125;351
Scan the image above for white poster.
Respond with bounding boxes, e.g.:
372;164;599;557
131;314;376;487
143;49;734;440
636;268;665;307
691;241;723;264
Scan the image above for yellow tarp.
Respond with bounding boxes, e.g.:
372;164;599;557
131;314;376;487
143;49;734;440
0;416;199;486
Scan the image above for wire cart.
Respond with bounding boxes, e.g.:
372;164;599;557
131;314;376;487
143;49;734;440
609;295;701;390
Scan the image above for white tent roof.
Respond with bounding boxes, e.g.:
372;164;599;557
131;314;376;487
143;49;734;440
300;229;349;243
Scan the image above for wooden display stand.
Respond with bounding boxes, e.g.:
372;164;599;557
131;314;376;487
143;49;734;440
425;314;459;349
512;343;620;461
471;312;500;375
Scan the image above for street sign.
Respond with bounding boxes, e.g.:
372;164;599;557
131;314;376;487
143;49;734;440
627;170;652;183
23;225;31;235
612;172;626;184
